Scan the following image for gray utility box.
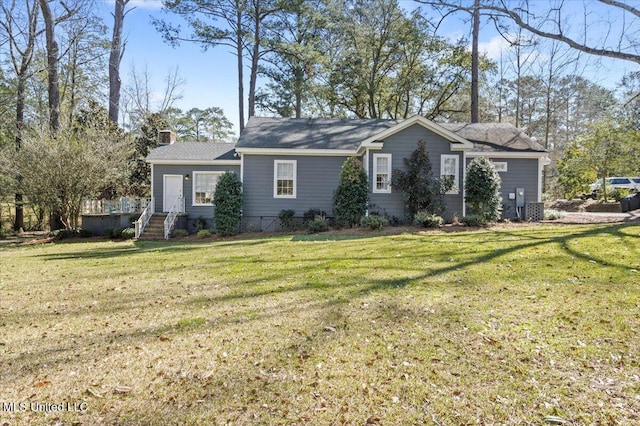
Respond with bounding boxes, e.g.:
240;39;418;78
516;188;525;207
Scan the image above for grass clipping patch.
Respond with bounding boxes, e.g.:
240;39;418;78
1;224;639;424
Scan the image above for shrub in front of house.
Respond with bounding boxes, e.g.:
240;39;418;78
361;214;388;230
278;209;296;231
110;227;125;239
334;157;369;228
193;216;208;232
307;216;329;233
461;214;485;227
544;209;565;220
121;228;136;239
465;157;502;224
392;140;453;218
413;211;444;228
197;229;213;238
173;229;189;238
213;171;243;236
78;229;93;238
303;208;326;225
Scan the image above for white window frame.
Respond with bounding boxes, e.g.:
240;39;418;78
274;160;297;198
492;161;508;172
192;171;223;206
441;154;459;194
373;153;392;194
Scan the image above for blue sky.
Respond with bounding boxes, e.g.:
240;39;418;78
99;0;638;136
98;0;240;129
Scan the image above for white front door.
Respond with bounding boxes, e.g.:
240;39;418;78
163;174;183;212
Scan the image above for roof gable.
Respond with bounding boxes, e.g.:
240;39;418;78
360;115;474;150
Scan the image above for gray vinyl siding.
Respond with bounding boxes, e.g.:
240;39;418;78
242;154;349;218
465;157;540;219
152;164;241;217
367;123;464;222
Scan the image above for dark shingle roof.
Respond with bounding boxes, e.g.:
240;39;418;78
237;116;399;150
237;117;545;153
146;142;238;162
439;122;545;152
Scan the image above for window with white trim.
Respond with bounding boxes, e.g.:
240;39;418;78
373;154;392;193
274;160;297;198
193;171;223;205
492;161;508;172
441;155;459;194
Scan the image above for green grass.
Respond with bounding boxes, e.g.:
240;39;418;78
1;223;640;425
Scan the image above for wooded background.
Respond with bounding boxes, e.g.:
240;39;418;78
1;0;639;231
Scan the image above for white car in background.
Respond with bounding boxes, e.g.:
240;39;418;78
588;177;640;192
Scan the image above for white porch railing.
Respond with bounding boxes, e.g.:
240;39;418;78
134;197;155;239
163;196;185;239
82;197;151;215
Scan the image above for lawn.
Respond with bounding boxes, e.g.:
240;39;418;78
1;223;639;425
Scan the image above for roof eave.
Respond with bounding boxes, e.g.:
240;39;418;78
466;151;548;158
146;159;242;165
235;147;359;156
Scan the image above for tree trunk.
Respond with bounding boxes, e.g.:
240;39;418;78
109;0;128;123
236;5;245;131
14;74;27;231
40;0;60;133
248;8;260;119
7;0;39;231
40;0;63;230
470;0;480;123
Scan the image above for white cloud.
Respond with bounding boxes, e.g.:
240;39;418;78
478;34;511;61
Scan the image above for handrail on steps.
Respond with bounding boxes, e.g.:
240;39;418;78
134;197;155;239
164;196;184;239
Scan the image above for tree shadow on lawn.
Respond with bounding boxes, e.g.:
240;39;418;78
32;238;276;261
6;223;637;382
136;221;640;311
291;232;395;242
10;222;633;355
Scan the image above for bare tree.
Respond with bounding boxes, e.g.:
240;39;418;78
504;28;538;128
0;0;40;231
479;0;640;64
59;15;110;126
122;64;185;131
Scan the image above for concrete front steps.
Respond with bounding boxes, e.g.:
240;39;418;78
138;214;166;240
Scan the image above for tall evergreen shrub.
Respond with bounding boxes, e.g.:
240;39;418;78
213;171;243;236
465;156;502;223
333;157;369;227
392;140;452;218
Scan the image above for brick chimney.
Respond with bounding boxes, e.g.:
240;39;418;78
158;129;176;145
